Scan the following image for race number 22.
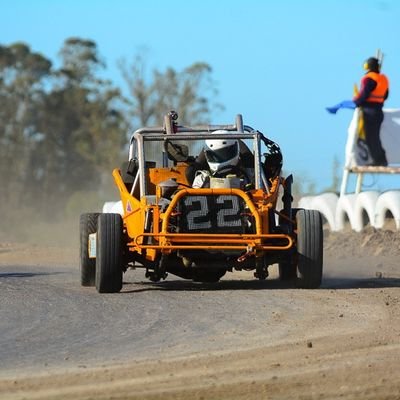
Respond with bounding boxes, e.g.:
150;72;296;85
184;195;241;230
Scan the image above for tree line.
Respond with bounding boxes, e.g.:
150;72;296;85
0;38;222;221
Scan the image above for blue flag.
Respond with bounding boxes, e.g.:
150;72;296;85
326;100;356;114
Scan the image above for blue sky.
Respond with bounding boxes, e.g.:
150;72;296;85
2;0;400;192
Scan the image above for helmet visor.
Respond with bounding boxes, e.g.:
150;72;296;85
205;142;239;163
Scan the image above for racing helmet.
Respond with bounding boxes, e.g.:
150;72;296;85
205;130;240;173
363;57;380;72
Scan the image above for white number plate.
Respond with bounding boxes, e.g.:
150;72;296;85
88;233;97;258
179;195;243;232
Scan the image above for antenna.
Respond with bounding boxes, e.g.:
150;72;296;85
376;48;384;69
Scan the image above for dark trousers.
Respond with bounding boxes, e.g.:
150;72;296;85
362;107;387;165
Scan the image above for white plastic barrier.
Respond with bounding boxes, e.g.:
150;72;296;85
297;196;314;210
102;200;124;216
313;193;338;231
375;191;400;230
334;194;358;231
102;201;115;213
298;193;338;231
353;191;380;231
298;190;400;231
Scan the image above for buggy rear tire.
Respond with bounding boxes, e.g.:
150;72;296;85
79;213;100;286
95;213;123;293
295;209;323;289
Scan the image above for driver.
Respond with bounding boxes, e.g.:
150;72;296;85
186;130;254;188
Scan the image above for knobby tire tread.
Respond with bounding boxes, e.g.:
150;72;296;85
80;213;100;286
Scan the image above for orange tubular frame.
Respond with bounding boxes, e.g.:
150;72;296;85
127;187;293;254
133;233;293;251
113;168;294;256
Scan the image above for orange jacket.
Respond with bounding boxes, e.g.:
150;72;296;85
359;72;389;104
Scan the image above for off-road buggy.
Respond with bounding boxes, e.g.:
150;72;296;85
80;112;323;293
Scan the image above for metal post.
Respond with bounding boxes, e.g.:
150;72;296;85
164;114;173;135
340;168;349;197
235;114;244;132
355;173;363;194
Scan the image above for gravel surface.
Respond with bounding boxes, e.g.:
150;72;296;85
1;229;400;399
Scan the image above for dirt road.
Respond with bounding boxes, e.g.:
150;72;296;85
1;229;400;399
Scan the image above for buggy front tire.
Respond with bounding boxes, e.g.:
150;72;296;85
278;208;298;282
80;213;100;286
295;209;323;289
95;213;123;293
